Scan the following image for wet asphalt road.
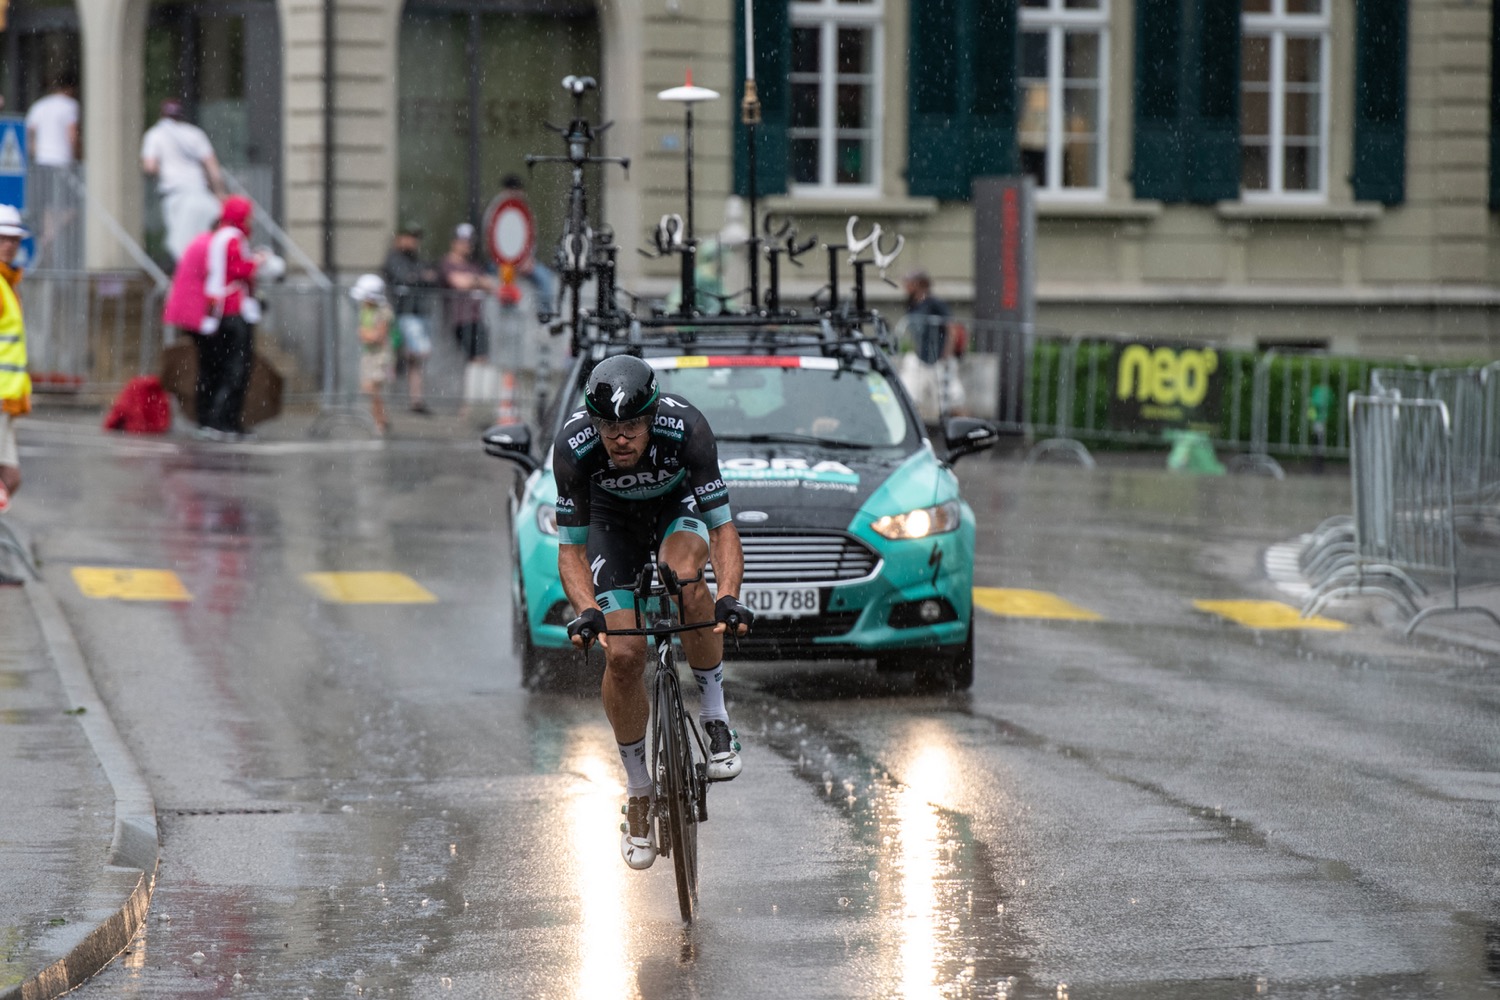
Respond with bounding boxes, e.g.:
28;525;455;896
14;416;1500;999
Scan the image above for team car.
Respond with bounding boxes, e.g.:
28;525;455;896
482;73;998;690
484;319;997;690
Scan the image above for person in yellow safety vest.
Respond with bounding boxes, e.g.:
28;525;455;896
0;203;30;532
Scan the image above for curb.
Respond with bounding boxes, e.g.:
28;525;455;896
0;576;159;1000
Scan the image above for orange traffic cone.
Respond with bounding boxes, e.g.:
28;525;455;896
496;369;520;423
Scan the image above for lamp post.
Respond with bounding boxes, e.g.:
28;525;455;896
658;72;719;315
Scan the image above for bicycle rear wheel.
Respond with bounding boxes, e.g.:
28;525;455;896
656;661;699;922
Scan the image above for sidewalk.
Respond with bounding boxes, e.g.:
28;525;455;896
0;400;494;998
0;553;155;999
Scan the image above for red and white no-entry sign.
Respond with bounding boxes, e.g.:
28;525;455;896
484;194;535;269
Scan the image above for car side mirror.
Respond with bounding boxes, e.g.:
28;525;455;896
482;423;538;475
943;417;999;464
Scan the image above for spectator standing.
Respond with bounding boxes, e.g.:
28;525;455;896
25;76;82;270
25;76;79;167
162;226;219;437
440;222;495;415
351;274;395;435
898;269;965;423
141;99;226;264
0;206;30;547
381;223;437;414
170;197;264;440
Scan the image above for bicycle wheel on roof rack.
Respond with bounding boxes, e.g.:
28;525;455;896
657;658;699;922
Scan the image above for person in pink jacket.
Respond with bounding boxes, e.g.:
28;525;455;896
164;196;265;439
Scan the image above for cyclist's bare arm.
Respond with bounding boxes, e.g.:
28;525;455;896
707;522;748;636
559;543;605;648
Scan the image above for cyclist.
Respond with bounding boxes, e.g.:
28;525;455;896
555;354;753;870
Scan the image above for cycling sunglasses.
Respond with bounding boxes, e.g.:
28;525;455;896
592;414;653;440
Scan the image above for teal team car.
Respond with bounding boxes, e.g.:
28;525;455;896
484;321;998;690
483;72;997;689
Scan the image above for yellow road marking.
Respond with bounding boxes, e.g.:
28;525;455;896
302;572;437;604
973;587;1103;621
72;567;192;602
1194;599;1346;631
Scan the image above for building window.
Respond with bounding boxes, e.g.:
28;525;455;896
1019;0;1107;197
789;0;881;193
1242;0;1328;199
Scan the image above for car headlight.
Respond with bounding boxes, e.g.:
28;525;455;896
536;504;559;535
870;500;961;540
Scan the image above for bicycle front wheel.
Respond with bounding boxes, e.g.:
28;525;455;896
656;661;699;922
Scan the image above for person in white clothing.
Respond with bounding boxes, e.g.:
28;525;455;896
141;99;226;264
25;77;79;167
25;76;83;270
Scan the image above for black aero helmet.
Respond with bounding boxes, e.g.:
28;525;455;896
585;355;660;422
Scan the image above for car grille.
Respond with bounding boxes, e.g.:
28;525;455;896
707;531;880;586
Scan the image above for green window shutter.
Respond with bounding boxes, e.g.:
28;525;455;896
1134;0;1239;202
734;0;790;198
1184;0;1241;202
907;0;967;198
1352;0;1407;205
970;0;1019;180
1133;0;1185;200
907;0;1017;201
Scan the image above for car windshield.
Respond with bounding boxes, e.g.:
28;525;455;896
639;356;916;450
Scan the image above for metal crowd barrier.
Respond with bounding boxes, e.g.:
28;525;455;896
1302;395;1500;637
23;271;166;392
930;320;1357;471
253;278;565;434
1369;365;1494;515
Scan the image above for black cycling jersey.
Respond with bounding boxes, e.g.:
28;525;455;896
553;392;732;546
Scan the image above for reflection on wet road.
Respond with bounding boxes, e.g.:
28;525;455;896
10;419;1500;998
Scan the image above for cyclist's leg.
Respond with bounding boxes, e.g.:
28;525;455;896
655;499;718;671
590;506;660;868
588;505;654;779
657;498;742;781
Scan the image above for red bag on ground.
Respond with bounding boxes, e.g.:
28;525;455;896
103;375;172;434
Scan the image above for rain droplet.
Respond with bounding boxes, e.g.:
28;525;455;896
441;977;454;989
450;844;457;856
190;952;206;964
340;804;354;813
233;972;243;983
838;897;851;907
421;898;430;908
868;870;880;881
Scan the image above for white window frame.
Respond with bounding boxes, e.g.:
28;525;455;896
788;0;883;197
1018;0;1109;201
1241;0;1330;202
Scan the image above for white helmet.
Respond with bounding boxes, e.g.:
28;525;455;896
0;205;28;238
350;273;385;304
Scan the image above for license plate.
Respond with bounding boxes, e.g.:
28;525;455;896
740;587;819;618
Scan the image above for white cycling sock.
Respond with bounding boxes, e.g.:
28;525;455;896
618;738;652;800
693;663;729;725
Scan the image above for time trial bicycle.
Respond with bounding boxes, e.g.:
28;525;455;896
576;562;727;922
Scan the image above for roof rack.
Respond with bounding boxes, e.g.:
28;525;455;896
525;74;908;358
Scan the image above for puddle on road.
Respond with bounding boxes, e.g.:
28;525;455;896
737;693;1034;998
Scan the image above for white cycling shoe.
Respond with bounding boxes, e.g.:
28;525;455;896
620;795;657;870
703;720;743;781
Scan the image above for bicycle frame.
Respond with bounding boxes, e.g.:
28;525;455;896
602;562;713;922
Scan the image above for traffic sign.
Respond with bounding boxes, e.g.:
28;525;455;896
483;193;534;269
0;116;32;269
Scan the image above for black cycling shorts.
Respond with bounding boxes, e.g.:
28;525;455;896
586;486;709;614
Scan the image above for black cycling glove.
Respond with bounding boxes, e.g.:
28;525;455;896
714;595;754;633
567;607;607;648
